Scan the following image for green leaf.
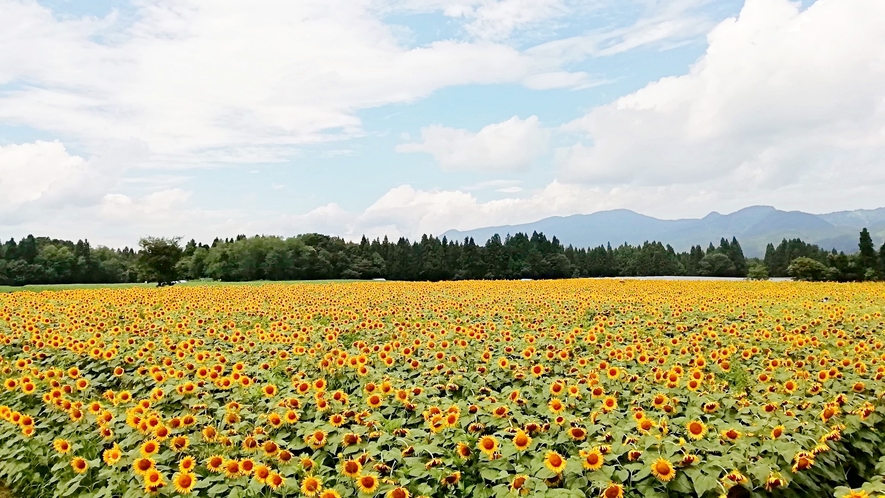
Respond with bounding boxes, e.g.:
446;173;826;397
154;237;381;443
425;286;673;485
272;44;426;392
481;468;502;481
669;473;693;494
207;483;229;496
536;468;557;479
690;472;719;497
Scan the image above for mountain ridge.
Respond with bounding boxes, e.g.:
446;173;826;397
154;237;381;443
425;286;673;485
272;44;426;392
441;206;885;258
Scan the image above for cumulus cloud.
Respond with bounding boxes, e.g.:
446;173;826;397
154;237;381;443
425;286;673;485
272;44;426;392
0;0;589;166
396;116;550;171
0;141;87;210
0;140;146;217
558;0;885;187
100;189;191;220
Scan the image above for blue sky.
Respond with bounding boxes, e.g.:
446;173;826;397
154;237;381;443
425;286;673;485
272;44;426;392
1;0;883;247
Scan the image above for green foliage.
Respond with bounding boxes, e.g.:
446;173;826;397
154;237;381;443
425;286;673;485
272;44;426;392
787;257;830;281
2;227;878;285
137;236;183;285
763;238;831;277
746;264;769;280
698;253;736;277
858;228;878;274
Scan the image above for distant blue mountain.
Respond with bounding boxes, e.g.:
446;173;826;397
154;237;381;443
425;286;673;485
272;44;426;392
442;206;885;258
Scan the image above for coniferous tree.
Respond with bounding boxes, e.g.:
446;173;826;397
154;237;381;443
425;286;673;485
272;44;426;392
858;228;878;278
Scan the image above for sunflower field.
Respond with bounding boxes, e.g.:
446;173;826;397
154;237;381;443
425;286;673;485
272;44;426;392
2;281;885;498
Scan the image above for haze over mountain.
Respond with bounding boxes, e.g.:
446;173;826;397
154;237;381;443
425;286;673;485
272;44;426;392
443;206;885;258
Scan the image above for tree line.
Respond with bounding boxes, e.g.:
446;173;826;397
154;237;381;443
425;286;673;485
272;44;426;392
1;228;883;286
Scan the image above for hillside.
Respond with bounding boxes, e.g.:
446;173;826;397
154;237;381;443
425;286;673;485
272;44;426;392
442;206;885;258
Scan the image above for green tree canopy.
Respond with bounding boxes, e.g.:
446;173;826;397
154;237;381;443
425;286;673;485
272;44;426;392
698;253;736;277
858;228;878;277
787;257;830;281
747;264;769;280
138;237;183;285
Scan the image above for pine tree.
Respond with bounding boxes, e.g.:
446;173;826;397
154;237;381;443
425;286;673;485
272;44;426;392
858;228;877;276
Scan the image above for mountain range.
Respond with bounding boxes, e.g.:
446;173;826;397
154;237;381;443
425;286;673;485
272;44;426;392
442;206;885;258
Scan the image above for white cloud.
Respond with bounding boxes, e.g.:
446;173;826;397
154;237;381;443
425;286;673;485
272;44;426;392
0;141;87;210
316;178;885;242
496;186;522;193
384;0;580;40
444;0;572;40
558;0;885;188
527;0;714;62
460;179;522;190
0;140;145;217
100;189;192;222
0;0;717;170
0;0;591;166
396;115;550;171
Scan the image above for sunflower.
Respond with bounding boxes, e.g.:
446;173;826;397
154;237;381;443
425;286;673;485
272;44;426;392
71;457;88;474
437;469;460;485
321;491;343;498
544;451;567;474
173;472;197;494
770;425;785;439
308;430;328;449
513;430;532;451
548;398;565;414
224;459;241;478
550;381;565;396
579;447;604;471
720;429;741;442
253;465;271;484
601;396;618;413
357;474;380;494
510;475;529;493
206;455;224;473
143;468;165;492
722;470;749;488
240;458;255;475
301;476;322;496
568;427;587;441
329;413;346;427
263;440;279;457
170;435;189;452
456;442;472;459
140;439;160;457
602;483;624;498
267;473;285;490
477;436;499;456
685;420;707;440
53;439;72;454
636;417;656;433
764;473;787;491
133;457;155;475
367;394;382;408
341;459;362;478
792;452;815;473
841;490;870;498
386;486;410;498
650;458;675;482
179;455;197;473
103;444;122;465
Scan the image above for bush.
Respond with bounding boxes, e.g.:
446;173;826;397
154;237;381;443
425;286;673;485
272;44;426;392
747;264;770;280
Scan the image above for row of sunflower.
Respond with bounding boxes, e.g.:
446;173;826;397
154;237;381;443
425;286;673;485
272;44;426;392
0;280;884;498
